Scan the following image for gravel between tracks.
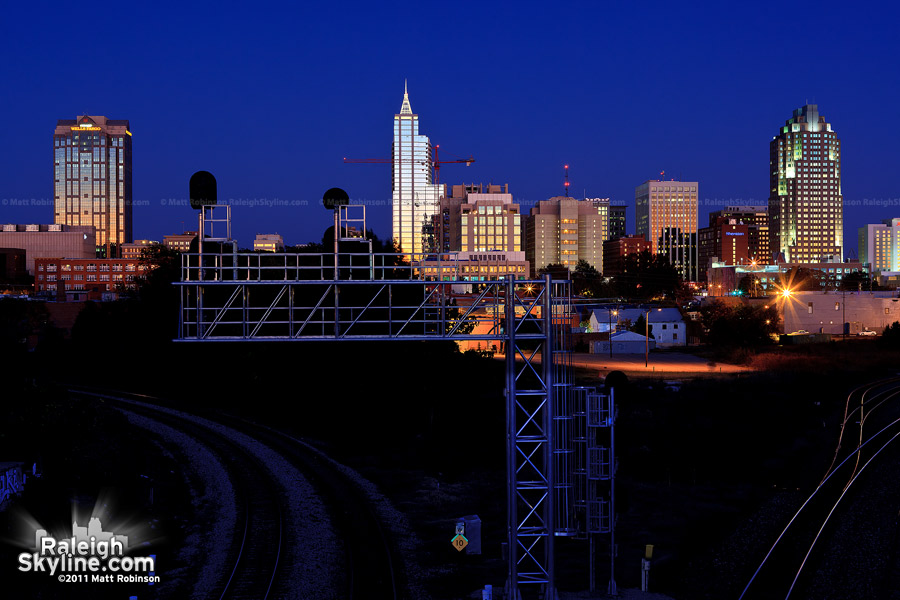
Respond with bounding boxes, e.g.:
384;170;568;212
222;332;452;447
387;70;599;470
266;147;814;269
117;402;343;600
118;409;237;600
274;432;430;600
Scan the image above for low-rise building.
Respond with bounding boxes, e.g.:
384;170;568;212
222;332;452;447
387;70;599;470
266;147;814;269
0;224;96;274
121;240;158;260
592;331;655;354
416;251;528;281
879;271;900;289
254;234;284;252
587;307;687;347
163;231;197;253
33;257;149;295
708;260;870;296
781;290;900;335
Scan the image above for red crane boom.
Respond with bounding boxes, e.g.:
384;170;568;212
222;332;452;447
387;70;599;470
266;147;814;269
343;144;474;185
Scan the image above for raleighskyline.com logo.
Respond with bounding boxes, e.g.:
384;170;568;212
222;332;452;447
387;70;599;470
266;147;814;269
18;517;158;583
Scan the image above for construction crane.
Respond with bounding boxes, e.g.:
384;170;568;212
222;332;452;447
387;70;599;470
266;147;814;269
343;144;474;185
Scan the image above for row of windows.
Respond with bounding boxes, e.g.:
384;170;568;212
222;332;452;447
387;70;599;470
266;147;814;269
38;263;140;272
37;274;134;282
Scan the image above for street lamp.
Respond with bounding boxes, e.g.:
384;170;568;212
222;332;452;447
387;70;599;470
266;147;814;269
645;307;662;368
608;308;618;359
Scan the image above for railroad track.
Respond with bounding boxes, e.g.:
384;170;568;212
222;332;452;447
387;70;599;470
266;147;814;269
739;376;900;600
69;386;402;600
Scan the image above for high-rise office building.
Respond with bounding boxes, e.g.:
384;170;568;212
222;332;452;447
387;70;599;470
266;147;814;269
392;83;444;258
720;206;770;264
524;197;609;275
437;184;519;253
635;180;699;280
859;219;900;273
608;205;627;240
769;104;843;263
54;116;132;254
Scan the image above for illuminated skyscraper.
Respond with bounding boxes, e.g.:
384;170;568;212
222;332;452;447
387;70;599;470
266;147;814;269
54;115;132;254
392;83;444;257
769;104;843;263
635;180;699;280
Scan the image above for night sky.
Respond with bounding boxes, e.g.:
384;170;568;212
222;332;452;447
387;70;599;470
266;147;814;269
2;2;899;255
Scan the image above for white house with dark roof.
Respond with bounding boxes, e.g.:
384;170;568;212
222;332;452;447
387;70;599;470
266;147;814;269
588;307;687;348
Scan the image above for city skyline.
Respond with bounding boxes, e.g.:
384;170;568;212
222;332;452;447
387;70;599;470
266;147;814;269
0;4;898;256
1;94;893;263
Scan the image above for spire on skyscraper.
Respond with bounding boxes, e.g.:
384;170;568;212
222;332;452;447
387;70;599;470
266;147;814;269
400;80;413;115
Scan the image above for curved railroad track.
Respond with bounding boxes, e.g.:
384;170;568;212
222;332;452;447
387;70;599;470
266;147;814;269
69;386;402;600
739;376;900;600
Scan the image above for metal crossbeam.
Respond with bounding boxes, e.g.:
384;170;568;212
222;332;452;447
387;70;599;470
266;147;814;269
176;254;572;599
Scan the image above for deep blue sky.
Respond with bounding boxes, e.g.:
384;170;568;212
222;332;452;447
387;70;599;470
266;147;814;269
1;1;898;256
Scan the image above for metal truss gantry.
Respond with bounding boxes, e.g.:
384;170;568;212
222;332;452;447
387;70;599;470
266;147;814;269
175;251;611;599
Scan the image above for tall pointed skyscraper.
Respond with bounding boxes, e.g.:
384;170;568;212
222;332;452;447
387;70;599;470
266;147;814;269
392;82;444;257
769;104;843;263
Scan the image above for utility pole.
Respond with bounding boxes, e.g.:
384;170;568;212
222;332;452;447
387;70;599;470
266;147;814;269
608;307;618;359
645;309;650;368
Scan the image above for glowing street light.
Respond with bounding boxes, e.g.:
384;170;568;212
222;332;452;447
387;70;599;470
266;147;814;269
608;308;619;359
645;307;662;368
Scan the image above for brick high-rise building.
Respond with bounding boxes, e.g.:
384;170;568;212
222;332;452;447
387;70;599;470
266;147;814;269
602;235;652;277
697;206;769;280
54;116;132;254
769;104;843;263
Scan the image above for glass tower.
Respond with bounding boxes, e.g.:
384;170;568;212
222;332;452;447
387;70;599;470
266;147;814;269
392;83;444;258
769;104;843;263
53;115;132;254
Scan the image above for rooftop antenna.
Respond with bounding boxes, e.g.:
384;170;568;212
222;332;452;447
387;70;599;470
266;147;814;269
564;164;570;197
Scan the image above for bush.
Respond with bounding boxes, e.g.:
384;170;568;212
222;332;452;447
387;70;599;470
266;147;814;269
878;321;900;348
